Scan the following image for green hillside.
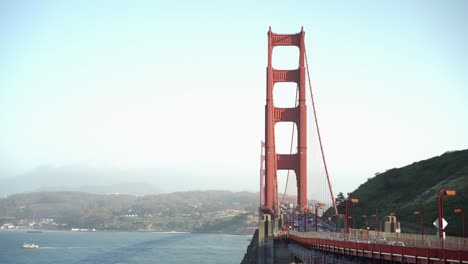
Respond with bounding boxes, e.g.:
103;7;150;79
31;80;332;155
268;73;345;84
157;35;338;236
334;149;468;237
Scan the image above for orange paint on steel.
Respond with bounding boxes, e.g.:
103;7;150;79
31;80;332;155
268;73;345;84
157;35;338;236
265;27;307;214
259;141;265;208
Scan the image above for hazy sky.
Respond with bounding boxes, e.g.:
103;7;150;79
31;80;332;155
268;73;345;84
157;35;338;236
1;1;467;196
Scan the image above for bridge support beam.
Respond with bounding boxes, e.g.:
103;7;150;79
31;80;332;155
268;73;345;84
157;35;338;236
256;214;298;264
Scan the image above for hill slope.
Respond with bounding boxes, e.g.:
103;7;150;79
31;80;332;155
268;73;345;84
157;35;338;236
333;149;468;236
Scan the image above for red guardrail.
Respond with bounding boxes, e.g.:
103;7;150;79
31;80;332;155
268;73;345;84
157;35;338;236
289;234;468;263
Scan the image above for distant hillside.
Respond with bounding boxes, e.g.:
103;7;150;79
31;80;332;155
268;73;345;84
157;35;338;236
32;182;160;195
331;149;468;237
0;190;259;234
0;165;254;195
0;165;164;195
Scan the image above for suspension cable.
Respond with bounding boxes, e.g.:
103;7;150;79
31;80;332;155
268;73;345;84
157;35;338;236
304;47;339;216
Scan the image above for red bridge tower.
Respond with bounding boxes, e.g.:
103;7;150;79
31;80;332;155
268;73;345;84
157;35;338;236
264;27;307;215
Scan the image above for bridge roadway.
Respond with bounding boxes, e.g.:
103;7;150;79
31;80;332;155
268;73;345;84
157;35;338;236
241;215;468;264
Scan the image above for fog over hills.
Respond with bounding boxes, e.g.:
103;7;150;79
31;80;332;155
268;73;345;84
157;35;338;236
0;165;254;195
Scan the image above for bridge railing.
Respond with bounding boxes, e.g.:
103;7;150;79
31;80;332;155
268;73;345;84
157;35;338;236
288;230;468;251
288;231;468;262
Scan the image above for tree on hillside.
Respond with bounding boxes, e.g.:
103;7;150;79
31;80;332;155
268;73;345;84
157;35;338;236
80;208;114;229
335;192;346;206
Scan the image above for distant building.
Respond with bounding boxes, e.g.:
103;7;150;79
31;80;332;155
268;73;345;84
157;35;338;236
1;223;15;229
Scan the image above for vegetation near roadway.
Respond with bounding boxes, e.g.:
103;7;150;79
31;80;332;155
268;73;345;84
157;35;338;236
329;149;468;237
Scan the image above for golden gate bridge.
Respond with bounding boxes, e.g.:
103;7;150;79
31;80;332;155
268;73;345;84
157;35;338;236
244;27;468;264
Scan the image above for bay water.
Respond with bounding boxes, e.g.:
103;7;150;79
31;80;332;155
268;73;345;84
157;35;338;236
0;230;251;264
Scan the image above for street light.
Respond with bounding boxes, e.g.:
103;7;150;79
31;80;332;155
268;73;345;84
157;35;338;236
454;208;466;241
346;198;359;234
293;212;299;231
286;213;290;230
362;214;368;229
315;203;324;232
438;189;456;240
303;206;311;232
348;216;355;229
372;213;380;234
414;210;424;242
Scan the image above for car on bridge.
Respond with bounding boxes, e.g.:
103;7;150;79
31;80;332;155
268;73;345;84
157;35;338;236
388;241;405;246
373;237;387;244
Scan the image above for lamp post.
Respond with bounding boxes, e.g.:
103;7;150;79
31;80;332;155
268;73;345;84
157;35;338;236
372;213;380;235
348;216;355;229
345;198;359;234
315;203;324;232
294;212;299;231
438;189;456;240
362;214;368;229
305;210;307;232
454;208;466;242
303;206;310;232
414;210;424;242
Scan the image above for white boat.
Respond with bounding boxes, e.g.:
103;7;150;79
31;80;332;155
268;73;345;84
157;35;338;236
22;243;39;249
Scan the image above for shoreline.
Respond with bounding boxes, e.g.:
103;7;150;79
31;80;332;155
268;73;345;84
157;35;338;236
0;228;252;236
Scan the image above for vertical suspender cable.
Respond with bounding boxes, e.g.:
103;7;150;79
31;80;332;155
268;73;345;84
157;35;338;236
304;47;339;216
